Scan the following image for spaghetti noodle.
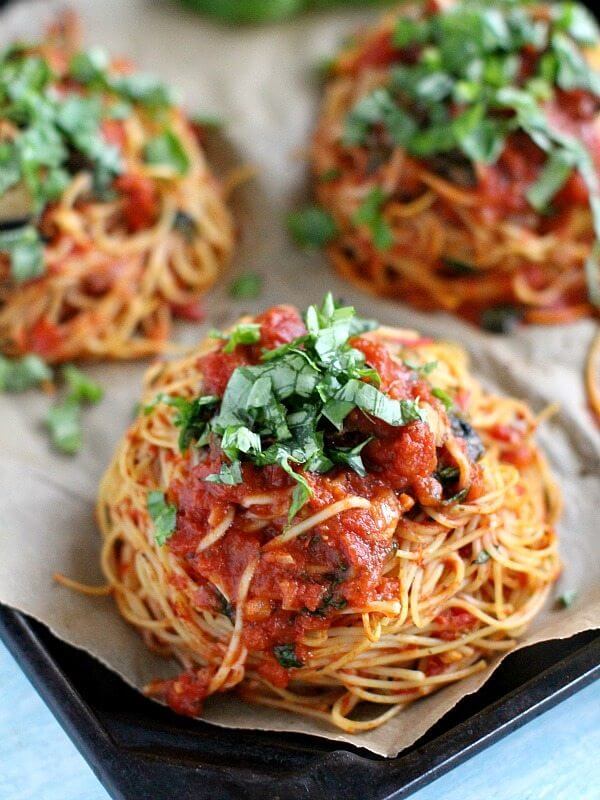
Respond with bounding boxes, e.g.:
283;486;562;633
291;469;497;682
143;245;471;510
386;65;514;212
98;295;561;732
308;0;600;328
0;13;233;363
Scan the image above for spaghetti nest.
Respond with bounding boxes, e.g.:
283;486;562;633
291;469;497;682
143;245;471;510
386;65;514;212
0;14;233;363
310;0;600;327
98;297;561;733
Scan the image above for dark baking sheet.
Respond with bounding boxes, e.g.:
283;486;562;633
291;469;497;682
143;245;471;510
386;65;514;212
0;605;598;800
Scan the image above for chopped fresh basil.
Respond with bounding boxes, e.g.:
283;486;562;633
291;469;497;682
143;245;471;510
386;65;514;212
146;295;429;521
557;589;577;608
287;206;337;249
145;393;219;452
0;226;44;283
147;490;178;546
474;549;491;564
353;187;393;251
63;365;104;404
0;141;21;194
442;258;478;275
0;354;51;392
435;464;460;483
480;304;524;334
404;359;438;375
273;643;303;669
229;272;263;300
526;149;574;211
173;210;197;241
144;130;189;175
221;322;262;353
328;437;372;477
46;398;82;455
432;387;453;410
205;461;243;485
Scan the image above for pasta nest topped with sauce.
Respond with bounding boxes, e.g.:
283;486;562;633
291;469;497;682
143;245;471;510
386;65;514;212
0;13;233;363
98;295;561;732
304;0;600;329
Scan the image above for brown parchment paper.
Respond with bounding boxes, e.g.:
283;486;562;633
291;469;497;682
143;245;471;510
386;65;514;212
0;0;598;758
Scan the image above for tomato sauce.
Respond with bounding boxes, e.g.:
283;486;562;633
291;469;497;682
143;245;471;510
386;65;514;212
114;173;158;232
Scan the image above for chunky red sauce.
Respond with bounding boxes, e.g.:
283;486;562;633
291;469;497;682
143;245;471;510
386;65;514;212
159;305;484;714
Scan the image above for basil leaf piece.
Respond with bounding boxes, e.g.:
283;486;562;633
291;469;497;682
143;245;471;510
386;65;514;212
474;549;491;564
222;322;261;354
526;149;574;212
432;387;453;410
144;130;190;175
273;643;303;669
46;398;82;455
147;490;178;546
0;141;21;194
557;589;577;608
63;365;104;404
0;226;45;283
353;187;393;251
287;206;337;249
0;354;52;392
205;461;243;485
329;437;372;477
229;271;263;300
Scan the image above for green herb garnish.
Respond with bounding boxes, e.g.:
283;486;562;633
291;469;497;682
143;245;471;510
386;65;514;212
45;364;104;454
287;206;337;248
63;364;104;404
432;387;454;410
147;490;177;546
45;398;82;455
557;589;577;608
148;294;425;521
474;549;491;564
229;272;263;300
0;226;45;283
353;187;394;252
144;130;190;175
0;354;51;392
340;0;600;303
273;643;303;669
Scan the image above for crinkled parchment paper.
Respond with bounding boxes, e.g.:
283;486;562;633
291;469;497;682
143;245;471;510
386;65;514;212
0;0;598;758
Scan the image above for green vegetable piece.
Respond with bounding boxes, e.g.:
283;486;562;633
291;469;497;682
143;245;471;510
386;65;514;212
0;226;45;283
229;271;263;300
222;322;262;353
557;589;577;608
205;460;243;485
474;549;491;564
144;130;190;175
526;150;574;213
0;354;52;392
46;398;82;455
147;490;178;546
63;365;104;404
273;642;303;668
480;304;524;334
287;206;337;249
432;387;453;410
353;187;394;251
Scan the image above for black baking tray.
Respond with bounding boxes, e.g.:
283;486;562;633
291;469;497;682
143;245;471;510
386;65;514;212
0;605;598;800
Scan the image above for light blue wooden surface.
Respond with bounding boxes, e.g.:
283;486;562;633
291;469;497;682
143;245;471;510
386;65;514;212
0;640;597;800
